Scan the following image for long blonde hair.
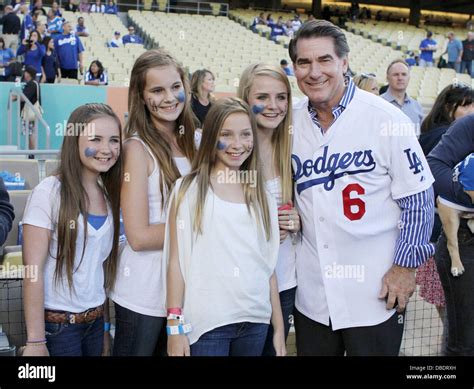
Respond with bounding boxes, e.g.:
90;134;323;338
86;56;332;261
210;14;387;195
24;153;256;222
237;63;293;205
175;97;273;241
191;69;216;102
126;49;196;203
55;103;122;291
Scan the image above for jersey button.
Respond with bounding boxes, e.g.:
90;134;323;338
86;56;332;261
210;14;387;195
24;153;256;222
323;244;328;249
319;217;324;222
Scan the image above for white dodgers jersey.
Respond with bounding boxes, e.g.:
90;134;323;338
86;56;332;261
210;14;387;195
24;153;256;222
292;88;434;330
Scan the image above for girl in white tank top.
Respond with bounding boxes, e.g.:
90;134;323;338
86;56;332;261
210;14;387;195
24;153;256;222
238;64;301;355
109;49;196;356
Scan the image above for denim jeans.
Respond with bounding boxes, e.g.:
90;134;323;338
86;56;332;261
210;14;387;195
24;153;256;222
435;229;474;356
262;286;296;356
112;302;166;356
45;316;104;356
190;322;269;356
447;61;461;74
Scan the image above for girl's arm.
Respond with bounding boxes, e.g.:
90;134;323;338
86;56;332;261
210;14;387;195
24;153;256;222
22;224;51;356
102;298;111;356
121;139;166;251
269;272;286;356
166;196;189;356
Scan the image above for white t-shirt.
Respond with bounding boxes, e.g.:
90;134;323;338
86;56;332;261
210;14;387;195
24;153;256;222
22;176;113;312
265;177;297;292
291;89;434;330
163;178;280;344
109;137;191;317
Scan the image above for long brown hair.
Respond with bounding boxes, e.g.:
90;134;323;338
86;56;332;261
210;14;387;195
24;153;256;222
237;63;293;205
55;103;122;291
176;97;273;241
126;49;196;203
191;69;216;102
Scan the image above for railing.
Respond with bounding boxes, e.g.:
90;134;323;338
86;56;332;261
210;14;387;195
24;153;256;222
56;1;229;16
7;89;51;150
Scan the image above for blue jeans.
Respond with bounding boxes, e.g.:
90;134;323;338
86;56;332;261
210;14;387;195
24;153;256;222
262;286;296;356
447;61;461;73
435;228;474;356
112;302;166;356
190;322;269;356
45;317;104;356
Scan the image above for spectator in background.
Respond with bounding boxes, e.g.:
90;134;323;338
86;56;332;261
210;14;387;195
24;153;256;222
352;72;379;95
322;5;331;21
51;1;62;17
35;19;47;40
18;65;41;151
191;68;215;126
381;59;423;126
84;59;108;86
76;16;89;37
444;32;463;73
46;8;63;38
54;21;84;79
417;85;474;352
283;20;294;38
405;51;418;67
17;30;45;81
79;0;90;13
280;59;294;76
266;13;274;25
12;0;23;14
90;0;105;13
269;17;285;42
0;36;16;81
31;0;47;16
291;14;302;32
419;31;437;67
105;0;118;14
461;32;474;77
0;5;21;53
122;26;143;45
108;31;122;47
64;0;78;13
41;36;60;83
19;4;34;41
250;12;266;33
0;177;15;247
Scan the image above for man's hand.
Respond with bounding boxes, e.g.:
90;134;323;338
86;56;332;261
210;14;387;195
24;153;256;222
379;264;416;312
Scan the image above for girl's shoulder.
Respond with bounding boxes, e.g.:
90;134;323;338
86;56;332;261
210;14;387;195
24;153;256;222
35;175;61;194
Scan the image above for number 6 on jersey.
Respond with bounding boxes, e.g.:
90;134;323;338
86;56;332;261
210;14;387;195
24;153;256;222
342;183;366;221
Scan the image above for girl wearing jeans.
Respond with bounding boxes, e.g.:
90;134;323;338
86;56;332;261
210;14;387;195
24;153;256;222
165;98;286;356
22;104;122;356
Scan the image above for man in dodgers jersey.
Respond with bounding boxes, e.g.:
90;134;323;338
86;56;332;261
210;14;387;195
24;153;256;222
289;20;435;355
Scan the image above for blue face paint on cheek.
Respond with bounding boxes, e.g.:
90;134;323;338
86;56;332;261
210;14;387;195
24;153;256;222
217;141;226;150
84;147;97;157
252;104;265;114
177;90;186;103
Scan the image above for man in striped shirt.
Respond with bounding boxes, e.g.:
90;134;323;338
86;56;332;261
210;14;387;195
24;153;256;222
290;20;435;356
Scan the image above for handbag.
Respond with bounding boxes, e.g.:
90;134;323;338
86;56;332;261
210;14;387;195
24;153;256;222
21;81;43;122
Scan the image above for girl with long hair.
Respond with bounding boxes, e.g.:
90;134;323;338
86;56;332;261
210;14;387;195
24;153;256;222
22;103;122;356
109;49;196;356
166;97;286;356
238;63;300;355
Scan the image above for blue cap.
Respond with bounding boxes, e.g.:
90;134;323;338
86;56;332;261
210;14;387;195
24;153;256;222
114;31;120;35
454;153;474;191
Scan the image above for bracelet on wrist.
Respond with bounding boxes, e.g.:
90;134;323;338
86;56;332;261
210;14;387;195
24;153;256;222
167;307;182;315
166;323;192;336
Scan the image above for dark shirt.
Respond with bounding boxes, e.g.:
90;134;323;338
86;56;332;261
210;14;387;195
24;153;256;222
427;115;474;208
191;94;211;126
65;3;78;12
21;79;40;111
0;12;21;34
419;125;449;242
462;39;474;61
0;177;15;246
42;51;59;80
